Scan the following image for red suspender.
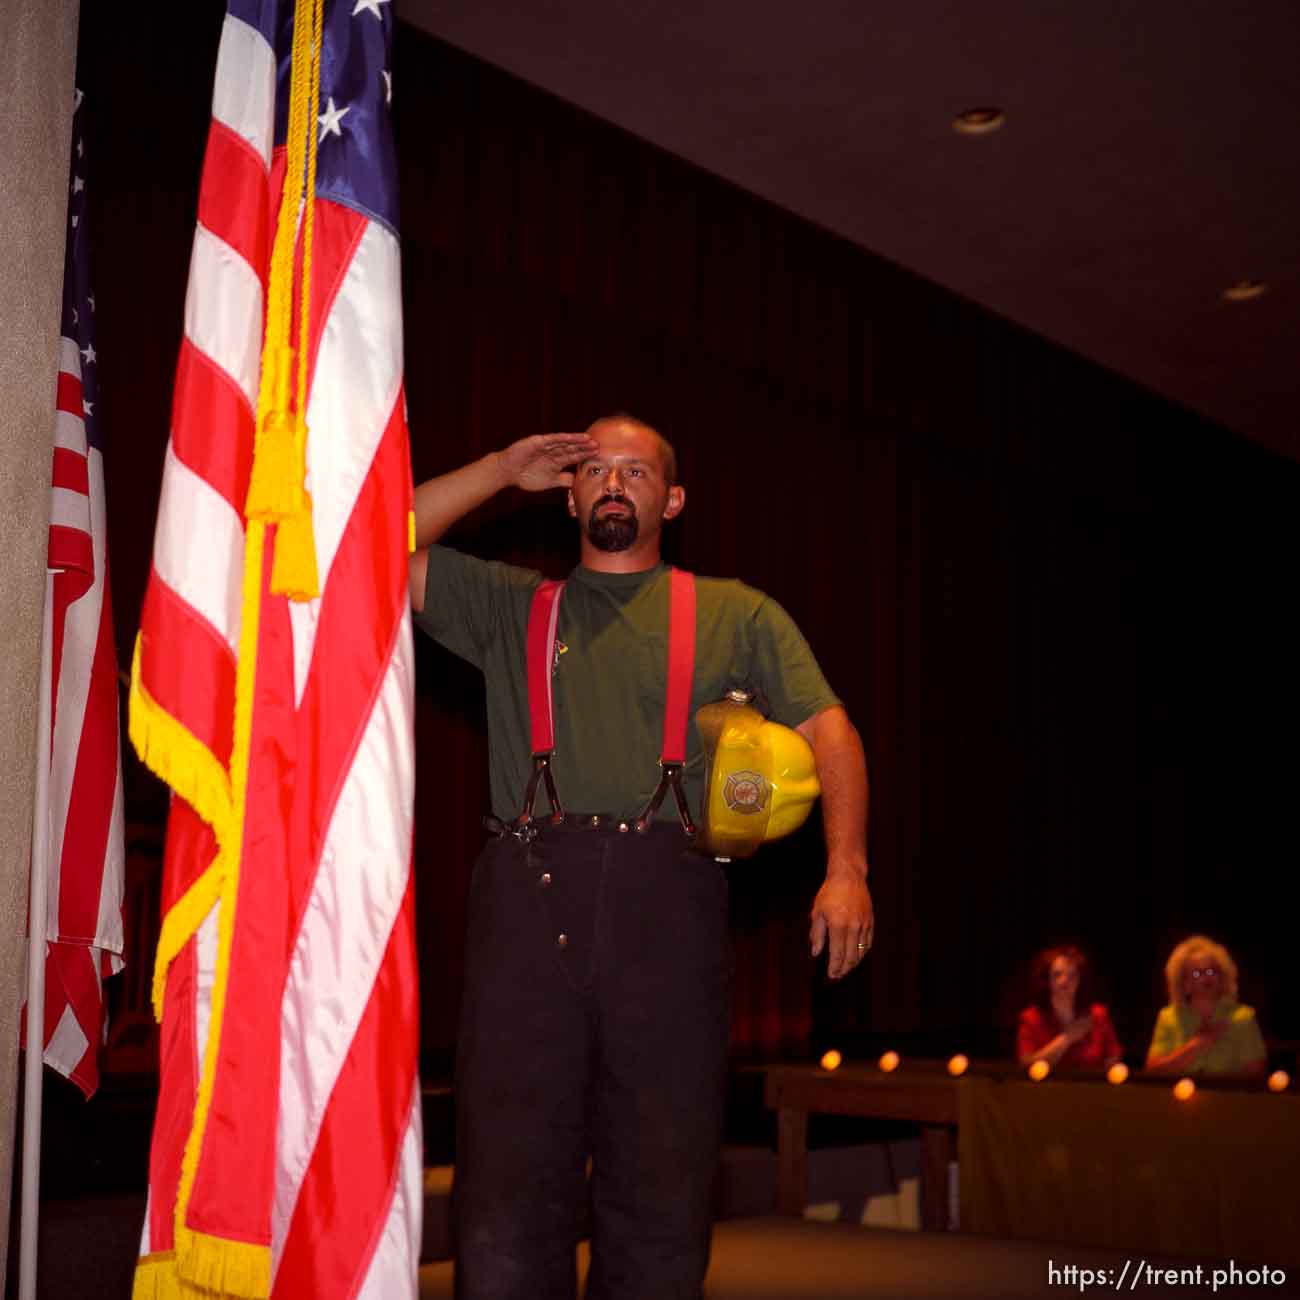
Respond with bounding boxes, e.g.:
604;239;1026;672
641;566;698;831
526;579;565;756
661;567;696;765
520;569;698;833
519;579;566;824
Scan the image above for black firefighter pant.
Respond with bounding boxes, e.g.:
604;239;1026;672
452;820;732;1300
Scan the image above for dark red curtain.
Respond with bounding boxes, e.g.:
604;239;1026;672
81;8;1300;1078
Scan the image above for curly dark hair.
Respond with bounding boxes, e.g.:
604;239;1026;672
1028;945;1096;1016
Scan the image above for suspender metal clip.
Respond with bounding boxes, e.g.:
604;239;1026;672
482;813;538;843
517;750;565;836
633;760;698;837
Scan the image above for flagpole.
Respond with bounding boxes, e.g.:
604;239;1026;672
19;573;55;1300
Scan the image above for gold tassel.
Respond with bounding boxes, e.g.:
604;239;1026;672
245;0;325;604
244;403;298;521
270;496;320;600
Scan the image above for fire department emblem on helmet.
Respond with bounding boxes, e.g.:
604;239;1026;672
723;769;770;815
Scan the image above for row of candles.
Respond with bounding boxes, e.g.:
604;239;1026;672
817;1049;1292;1097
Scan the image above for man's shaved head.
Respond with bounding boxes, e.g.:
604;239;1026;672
586;413;678;485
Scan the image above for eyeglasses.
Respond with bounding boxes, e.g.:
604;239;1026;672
1187;965;1218;980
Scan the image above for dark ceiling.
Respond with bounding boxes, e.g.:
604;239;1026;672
396;0;1300;462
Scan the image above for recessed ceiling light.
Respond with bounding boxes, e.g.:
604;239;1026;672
1222;279;1267;303
952;107;1005;136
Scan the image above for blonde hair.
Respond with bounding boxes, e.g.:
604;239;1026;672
1164;935;1239;1005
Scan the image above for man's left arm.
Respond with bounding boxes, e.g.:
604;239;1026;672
797;705;874;981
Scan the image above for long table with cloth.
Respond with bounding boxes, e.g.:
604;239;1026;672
767;1063;1300;1271
959;1074;1300;1271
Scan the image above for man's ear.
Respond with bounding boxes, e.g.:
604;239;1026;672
567;490;577;518
663;485;685;520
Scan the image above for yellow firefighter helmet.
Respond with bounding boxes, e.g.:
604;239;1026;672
695;690;821;860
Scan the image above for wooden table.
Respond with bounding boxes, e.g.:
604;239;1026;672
764;1064;959;1231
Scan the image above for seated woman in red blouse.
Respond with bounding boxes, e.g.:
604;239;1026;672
1017;945;1122;1070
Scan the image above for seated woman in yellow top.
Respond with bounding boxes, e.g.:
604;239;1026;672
1145;935;1267;1078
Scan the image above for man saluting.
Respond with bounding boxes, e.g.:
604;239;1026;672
410;414;873;1300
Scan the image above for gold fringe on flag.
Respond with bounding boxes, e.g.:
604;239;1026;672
127;638;233;1017
128;639;233;844
131;1253;180;1300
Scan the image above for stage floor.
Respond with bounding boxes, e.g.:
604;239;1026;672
419;1216;1300;1299
12;1197;1298;1297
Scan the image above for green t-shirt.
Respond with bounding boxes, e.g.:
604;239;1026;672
1148;999;1267;1075
415;546;840;822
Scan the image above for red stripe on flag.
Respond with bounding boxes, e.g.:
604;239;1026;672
51;446;90;495
185;540;292;1250
198;118;272;280
291;392;410;896
56;368;83;416
57;564;123;939
157;798;221;943
47;524;94;583
48;574;79;739
301;200;368;381
170;336;256;514
272;879;419;1296
147;936;202;1255
139;571;237;769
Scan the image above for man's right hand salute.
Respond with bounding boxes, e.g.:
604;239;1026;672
494;432;599;493
409;432;598;611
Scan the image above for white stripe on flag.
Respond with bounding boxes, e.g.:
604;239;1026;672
357;1087;423;1300
184;222;265;414
95;758;127;953
58;336;83;377
272;627;415;1263
212;14;277;171
45;999;90;1078
289;222;404;704
53;409;87;453
139;1191;154;1257
153;442;245;653
49;485;91;533
194;905;220;1085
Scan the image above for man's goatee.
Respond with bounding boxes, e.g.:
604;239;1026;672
588;502;639;552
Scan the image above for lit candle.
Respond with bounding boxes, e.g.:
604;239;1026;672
947;1054;969;1077
1173;1077;1196;1101
1106;1063;1129;1085
1028;1059;1050;1081
1267;1070;1290;1093
820;1049;842;1072
878;1050;900;1073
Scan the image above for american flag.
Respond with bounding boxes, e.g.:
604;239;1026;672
26;87;127;1101
130;2;420;1295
